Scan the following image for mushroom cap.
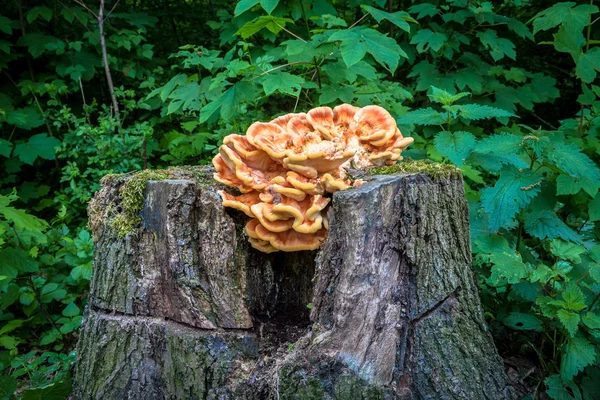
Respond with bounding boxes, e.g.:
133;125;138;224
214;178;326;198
213;104;413;253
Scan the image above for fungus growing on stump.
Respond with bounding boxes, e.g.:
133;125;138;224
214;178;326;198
212;104;413;253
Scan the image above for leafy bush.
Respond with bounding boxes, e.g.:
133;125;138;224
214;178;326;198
0;0;599;398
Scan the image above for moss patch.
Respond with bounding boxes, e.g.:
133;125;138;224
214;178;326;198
368;159;461;180
109;170;169;237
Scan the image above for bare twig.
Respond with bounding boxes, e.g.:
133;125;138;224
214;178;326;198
79;77;92;125
349;14;367;29
72;0;97;17
17;0;36;82
97;0;120;120
104;0;121;21
275;22;307;43
57;0;100;42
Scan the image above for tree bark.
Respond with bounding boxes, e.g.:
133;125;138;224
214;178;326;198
74;166;513;399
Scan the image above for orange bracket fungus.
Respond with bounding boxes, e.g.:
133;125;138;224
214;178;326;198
212;104;413;253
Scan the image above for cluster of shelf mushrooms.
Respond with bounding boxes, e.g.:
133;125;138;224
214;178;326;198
212;104;413;253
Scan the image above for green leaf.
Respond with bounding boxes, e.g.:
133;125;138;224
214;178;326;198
550;240;586;264
481;168;541;232
329;27;406;73
260;0;279;14
410;29;447;53
553;26;585;55
16;33;58;58
234;0;260;16
524;210;582;243
488;255;529;286
62;302;81;317
433;131;476;166
576;47;600;84
408;3;438;19
13;134;62;165
590;193;600;222
20;380;72;400
477;30;516;61
0;139;12;158
26;6;53;23
0;336;18;350
0;375;17;399
0;319;24;336
6;107;44;130
556;175;599;197
557;309;580;337
262;71;304;96
532;2;598;34
428;86;470;106
545;142;600;183
457;104;516;121
0;248;40;278
561;336;596;381
545;374;582;400
236;16;293;39
200;81;254;123
561;285;587;312
503;312;543;331
582;312;600;329
361;5;416;33
0;204;48;232
396;108;445;126
0;16;13;35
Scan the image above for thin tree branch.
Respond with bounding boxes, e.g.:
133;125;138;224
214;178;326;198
72;0;97;17
97;0;120;120
275;23;307;43
349;14;367;29
57;0;100;42
104;0;121;21
17;0;36;82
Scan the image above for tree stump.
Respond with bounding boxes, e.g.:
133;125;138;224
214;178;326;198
73;165;513;399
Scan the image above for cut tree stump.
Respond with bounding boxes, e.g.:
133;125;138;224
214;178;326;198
73;165;514;400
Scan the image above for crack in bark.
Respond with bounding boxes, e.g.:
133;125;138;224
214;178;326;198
410;286;461;327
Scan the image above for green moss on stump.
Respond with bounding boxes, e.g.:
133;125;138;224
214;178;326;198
368;159;461;181
91;166;217;238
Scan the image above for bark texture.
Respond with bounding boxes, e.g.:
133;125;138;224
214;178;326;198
74;166;512;399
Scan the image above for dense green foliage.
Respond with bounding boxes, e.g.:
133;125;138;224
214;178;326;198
0;0;599;398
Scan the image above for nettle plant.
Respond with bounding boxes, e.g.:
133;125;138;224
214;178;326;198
398;2;600;398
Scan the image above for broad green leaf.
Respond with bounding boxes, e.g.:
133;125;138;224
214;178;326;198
6;107;44;130
20;380;72;400
200;81;254;123
262;71;304;96
408;3;438;19
0;139;12;158
560;336;596;381
428;86;470;106
234;0;260;16
545;142;600;183
524;210;582;243
62;302;81;317
590;193;600;221
488;255;529;286
26;6;52;23
0;248;40;278
550;240;585;263
236;16;293;39
329;27;406;73
16;33;58;58
477;30;516;61
545;374;582;400
396;108;445;126
361;5;416;33
481;168;541;232
13;133;62;165
582;312;600;329
503;312;543;331
410;29;447;53
561;285;587;312
531;265;556;284
433;131;476;166
532;2;598;34
0;319;24;336
260;0;279;14
0;375;17;399
557;309;580;337
457;104;516;121
0;336;18;350
553;26;585;55
556;175;599;197
0;16;13;35
0;204;47;232
576;47;600;84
